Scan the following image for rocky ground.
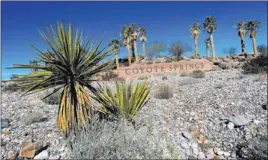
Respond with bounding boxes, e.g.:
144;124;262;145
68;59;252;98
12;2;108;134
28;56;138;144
1;67;267;159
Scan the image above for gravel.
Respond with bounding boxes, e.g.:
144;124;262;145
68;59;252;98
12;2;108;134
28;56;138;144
1;68;267;159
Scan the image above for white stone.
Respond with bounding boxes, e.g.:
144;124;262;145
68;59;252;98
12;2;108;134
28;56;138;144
223;152;231;157
198;152;205;159
182;131;192;140
253;119;260;125
34;150;49;160
227;122;234;129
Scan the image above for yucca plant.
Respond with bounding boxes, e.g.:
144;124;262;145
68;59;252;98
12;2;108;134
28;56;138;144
7;22;113;136
93;81;150;121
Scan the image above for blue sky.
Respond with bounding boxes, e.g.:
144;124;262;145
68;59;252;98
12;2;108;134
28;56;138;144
2;1;267;80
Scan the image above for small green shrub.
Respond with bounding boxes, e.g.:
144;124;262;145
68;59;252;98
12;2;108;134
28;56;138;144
180;72;189;77
138;76;149;80
2;83;20;92
154;84;173;99
155;60;161;64
101;71;119;81
162;76;168;80
43;91;61;105
94;81;151;120
146;60;153;64
191;70;205;78
179;78;200;86
67;116;180;159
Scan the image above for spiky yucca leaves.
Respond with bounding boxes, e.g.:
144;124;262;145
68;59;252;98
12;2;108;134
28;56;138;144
235;21;247;55
8;22;113;136
203;16;217;63
109;39;121;69
94;81;150;121
245;20;261;55
139;27;147;57
190;23;200;58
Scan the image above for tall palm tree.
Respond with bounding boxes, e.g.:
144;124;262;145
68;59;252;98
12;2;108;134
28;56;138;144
29;60;38;73
190;23;200;58
129;23;139;63
121;26;132;66
245;20;261;55
203;16;217;63
234;21;247;55
8;22;113;136
139;27;147;57
109;39;121;69
205;38;211;58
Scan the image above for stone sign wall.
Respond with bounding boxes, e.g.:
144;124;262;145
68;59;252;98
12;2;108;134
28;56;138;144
115;59;213;79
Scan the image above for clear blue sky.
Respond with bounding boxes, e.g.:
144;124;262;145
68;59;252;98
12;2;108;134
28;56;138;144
2;1;267;80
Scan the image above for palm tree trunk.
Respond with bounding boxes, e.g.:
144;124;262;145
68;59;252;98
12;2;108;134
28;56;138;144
142;41;146;57
206;46;209;58
127;46;131;66
115;54;119;69
252;37;258;55
241;37;245;55
194;38;198;58
133;40;139;63
210;34;216;63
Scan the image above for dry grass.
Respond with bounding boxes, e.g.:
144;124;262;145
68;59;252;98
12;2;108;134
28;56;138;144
154;84;173;99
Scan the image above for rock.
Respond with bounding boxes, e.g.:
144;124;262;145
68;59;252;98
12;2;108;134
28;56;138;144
1;118;10;129
227;122;234;129
7;150;18;159
197;152;205;159
181;141;190;149
205;151;215;159
49;154;61;160
19;140;36;158
191;142;198;148
192;147;199;155
34;150;49;159
231;150;236;158
231;115;251;126
253;120;260;125
182;131;192;140
2;130;9;135
223;152;231;157
190;131;201;139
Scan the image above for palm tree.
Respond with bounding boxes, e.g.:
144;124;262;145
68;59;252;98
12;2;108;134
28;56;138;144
234;21;247;55
129;23;139;63
190;23;201;58
29;60;38;73
121;26;132;66
205;38;211;58
139;27;147;57
203;16;217;63
8;22;113;136
245;20;261;55
109;39;121;69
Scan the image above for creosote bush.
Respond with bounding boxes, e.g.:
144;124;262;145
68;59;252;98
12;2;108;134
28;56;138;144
138;76;149;80
2;83;20;92
43;91;61;105
67;116;180;159
101;71;119;81
154;84;173;99
179;78;200;86
242;55;268;74
191;70;205;78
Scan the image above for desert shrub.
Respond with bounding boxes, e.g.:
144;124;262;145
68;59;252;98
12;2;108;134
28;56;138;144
155;60;161;64
257;44;267;56
154;84;173;99
43;91;61;105
22;112;48;125
146;60;153;64
101;71;119;81
147;41;167;59
138;76;149;80
179;78;200;86
169;41;192;61
162;76;168;80
223;47;237;56
242;55;268;74
67;116;180;159
10;74;20;80
2;82;20;92
191;70;205;78
93;81;150;120
180;72;189;77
